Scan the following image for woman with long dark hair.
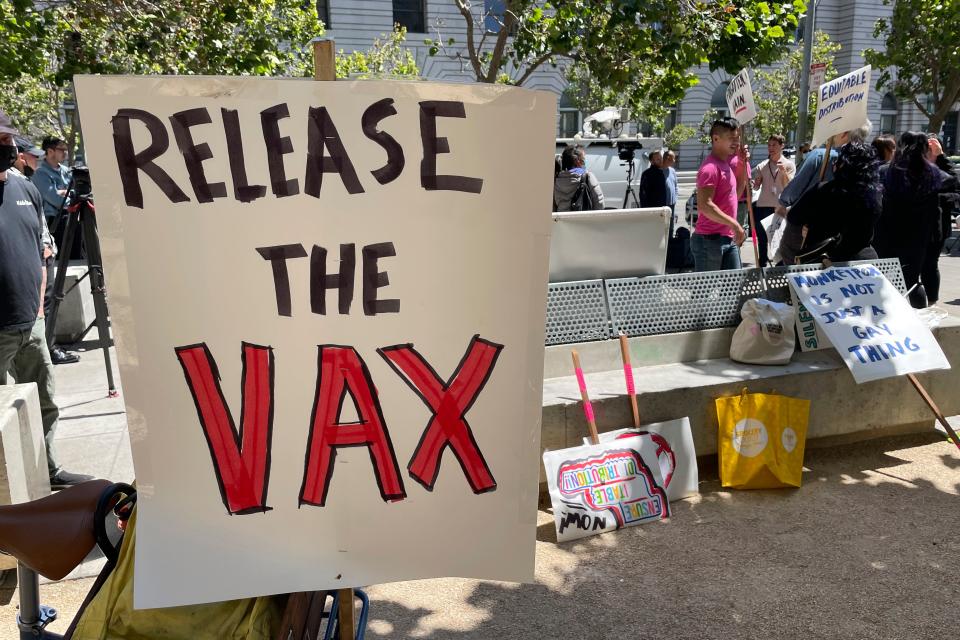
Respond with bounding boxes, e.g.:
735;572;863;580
874;131;957;308
786;141;881;262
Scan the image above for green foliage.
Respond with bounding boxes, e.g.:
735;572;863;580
698;108;722;144
336;26;420;79
664;123;697;150
429;1;804;111
864;0;960;133
753;31;840;143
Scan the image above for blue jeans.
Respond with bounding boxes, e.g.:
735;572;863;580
691;233;742;272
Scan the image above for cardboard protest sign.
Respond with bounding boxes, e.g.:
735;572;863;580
725;69;757;124
788;286;832;352
543;434;671;543
583;418;698;502
809;63;826;92
75;75;555;608
812;65;871;146
787;265;949;383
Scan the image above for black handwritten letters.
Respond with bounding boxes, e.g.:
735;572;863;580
111;100;483;208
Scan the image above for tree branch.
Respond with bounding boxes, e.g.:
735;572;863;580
514;50;561;86
913;96;931;119
454;0;484;81
484;7;516;83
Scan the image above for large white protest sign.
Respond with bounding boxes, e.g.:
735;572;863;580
725;68;757;125
788;286;832;352
812;65;871;146
75;76;555;608
787;265;949;383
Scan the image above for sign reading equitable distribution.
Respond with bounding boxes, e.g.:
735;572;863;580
75;76;555;609
811;65;871;146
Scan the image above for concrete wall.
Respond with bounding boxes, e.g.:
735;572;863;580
540;318;960;485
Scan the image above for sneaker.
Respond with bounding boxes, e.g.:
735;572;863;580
50;470;96;490
50;347;80;365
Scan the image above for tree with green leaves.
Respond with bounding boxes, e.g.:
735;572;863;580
664;123;697;150
752;31;840;143
428;0;806;109
336;26;420;79
864;0;960;134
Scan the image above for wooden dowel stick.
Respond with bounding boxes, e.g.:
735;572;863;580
618;333;641;428
738;127;762;273
818;138;833;183
571;350;600;445
312;38;355;640
907;373;960;452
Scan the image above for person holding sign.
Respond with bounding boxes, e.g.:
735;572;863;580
692;117;747;271
785;141;881;263
875;132;958;308
776;121;872;264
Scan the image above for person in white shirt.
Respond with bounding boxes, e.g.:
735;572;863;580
752;134;796;266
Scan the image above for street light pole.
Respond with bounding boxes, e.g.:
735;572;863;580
795;0;817;155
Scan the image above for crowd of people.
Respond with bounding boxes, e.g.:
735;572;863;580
552;118;960;311
0;109;91;490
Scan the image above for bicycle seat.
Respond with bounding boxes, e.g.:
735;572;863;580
0;479;112;580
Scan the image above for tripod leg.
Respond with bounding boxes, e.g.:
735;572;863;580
45;211;79;345
79;204;119;397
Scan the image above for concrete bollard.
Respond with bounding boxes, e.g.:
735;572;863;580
54;264;95;344
0;384;53;570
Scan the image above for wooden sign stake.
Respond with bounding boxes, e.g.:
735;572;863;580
618;333;641;429
313;37;357;640
571;350;600;445
907;373;960;452
818;138;833;183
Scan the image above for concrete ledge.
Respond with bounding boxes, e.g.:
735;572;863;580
0;384;53;570
55;264;94;344
540;318;960;484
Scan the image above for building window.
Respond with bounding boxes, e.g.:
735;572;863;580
394;0;426;34
316;0;330;27
711;82;730;119
557;91;582;138
880;92;897;135
664;106;679;132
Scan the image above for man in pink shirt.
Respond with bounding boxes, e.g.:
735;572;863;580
693;117;747;271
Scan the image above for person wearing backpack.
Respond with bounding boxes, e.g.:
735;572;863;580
553;145;605;211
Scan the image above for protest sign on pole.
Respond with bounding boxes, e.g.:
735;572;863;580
811;65;871;147
725;68;758;125
787;265;949;383
75;75;555;609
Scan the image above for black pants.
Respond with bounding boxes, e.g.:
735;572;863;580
43;255;59;350
753;206;776;267
900;248;937;309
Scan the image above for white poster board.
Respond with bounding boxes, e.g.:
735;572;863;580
788;285;832;352
725;68;758;125
787;265;949;383
812;65;871;146
583;418;698;502
75;75;555;608
543;434;671;543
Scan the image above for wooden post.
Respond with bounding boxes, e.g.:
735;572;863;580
818;138;833;183
313;39;336;81
907;373;960;452
312;38;356;640
618;333;641;429
571;350;600;445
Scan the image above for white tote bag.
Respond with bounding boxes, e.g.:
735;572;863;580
730;299;796;365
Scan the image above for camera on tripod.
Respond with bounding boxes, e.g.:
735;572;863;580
70;165;93;200
616;140;643;163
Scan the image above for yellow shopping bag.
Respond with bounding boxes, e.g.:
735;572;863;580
716;389;810;489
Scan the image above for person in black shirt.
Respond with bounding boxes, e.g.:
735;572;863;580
638;150;668;208
788;141;881;263
0;111;93;489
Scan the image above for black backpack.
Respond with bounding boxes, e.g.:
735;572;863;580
666;227;695;270
568;174;592;211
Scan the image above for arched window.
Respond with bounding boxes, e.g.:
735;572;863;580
880;93;898;135
711;82;730;118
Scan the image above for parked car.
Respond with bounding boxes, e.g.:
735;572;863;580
556;137;664;209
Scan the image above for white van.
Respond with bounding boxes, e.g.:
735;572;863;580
556;137;664;209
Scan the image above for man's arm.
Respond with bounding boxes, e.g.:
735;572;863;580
779;151;819;208
35;165;66;215
697;185;746;244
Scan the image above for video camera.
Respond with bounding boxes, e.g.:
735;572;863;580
71;165;93;200
616;140;643;163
